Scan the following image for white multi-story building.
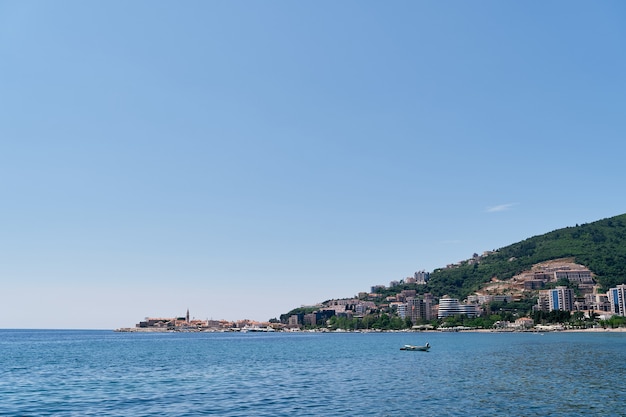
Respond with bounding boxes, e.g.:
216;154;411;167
548;286;574;312
354;303;376;315
460;304;478;317
397;303;408;319
554;270;593;284
466;295;479;304
608;284;626;316
438;296;478;318
414;271;430;284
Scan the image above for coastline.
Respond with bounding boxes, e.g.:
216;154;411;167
114;326;626;333
560;327;626;333
447;327;626;333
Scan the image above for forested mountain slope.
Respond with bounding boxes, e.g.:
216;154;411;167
423;213;626;299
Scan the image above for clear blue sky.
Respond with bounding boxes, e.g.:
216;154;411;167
1;1;625;329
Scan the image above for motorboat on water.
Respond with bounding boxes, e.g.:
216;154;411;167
400;342;430;351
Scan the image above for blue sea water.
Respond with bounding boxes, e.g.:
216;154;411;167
1;330;625;416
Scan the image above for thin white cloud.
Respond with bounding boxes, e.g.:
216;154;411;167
486;203;518;213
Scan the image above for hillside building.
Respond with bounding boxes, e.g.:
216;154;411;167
536;292;550;312
546;286;574;312
467;294;512;305
526;266;594;294
371;285;386;293
288;315;301;326
585;293;611;312
397;303;408;319
405;293;435;322
554;269;593;284
536;287;574;312
437;296;478;318
608;284;626;316
399;290;416;301
413;271;430;284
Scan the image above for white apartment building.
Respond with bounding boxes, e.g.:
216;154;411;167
554;270;593;284
413;271;430;284
397;303;408;319
548;286;574;312
608;284;626;316
438;296;478;318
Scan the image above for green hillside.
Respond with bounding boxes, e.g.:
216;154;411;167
424;213;626;299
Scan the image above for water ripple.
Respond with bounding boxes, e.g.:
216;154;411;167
1;330;625;416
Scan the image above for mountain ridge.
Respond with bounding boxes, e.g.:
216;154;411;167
281;213;626;322
422;213;626;300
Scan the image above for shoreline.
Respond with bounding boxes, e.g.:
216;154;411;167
560;327;626;333
114;326;626;333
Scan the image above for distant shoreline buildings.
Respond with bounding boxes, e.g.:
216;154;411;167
284;264;626;330
117;265;626;333
116;309;278;332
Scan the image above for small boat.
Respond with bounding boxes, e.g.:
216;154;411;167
400;342;430;351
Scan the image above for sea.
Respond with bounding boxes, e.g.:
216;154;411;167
1;330;624;417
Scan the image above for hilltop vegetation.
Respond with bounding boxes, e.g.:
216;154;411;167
424;213;626;299
280;213;626;327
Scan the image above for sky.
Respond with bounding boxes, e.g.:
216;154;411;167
1;1;625;329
